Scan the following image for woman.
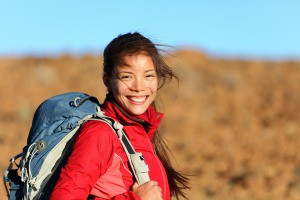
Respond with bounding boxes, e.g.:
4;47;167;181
50;32;189;200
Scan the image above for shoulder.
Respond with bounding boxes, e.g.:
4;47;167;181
75;119;117;146
81;119;114;133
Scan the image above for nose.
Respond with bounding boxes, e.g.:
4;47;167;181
129;78;146;92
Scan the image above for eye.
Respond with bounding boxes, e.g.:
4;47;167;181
118;74;132;81
145;73;156;80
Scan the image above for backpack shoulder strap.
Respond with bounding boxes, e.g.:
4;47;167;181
90;116;150;185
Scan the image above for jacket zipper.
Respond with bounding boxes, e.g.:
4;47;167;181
110;103;168;199
144;132;167;199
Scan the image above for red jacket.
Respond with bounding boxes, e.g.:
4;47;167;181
50;99;170;200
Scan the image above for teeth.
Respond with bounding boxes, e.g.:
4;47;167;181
129;96;146;102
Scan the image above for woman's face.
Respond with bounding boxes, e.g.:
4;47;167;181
106;53;158;115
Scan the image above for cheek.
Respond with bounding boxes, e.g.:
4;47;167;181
151;86;158;94
150;79;158;93
109;80;127;96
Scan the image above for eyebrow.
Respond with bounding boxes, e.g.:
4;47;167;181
145;69;156;73
117;69;156;74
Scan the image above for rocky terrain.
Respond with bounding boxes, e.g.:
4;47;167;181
0;50;299;199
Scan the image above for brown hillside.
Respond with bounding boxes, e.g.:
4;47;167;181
0;50;300;200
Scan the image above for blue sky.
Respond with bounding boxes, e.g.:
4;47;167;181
1;1;299;59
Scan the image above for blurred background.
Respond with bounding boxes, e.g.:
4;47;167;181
1;1;300;199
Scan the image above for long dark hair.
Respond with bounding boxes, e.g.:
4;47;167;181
103;32;190;199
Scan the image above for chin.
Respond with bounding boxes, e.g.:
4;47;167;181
127;107;148;116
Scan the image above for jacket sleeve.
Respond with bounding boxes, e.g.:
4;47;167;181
50;121;115;200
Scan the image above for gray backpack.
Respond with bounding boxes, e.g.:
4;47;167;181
4;92;150;200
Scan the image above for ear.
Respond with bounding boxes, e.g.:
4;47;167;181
102;73;110;89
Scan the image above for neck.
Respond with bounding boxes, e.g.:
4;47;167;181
109;98;146;125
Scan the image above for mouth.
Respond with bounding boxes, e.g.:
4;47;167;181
127;96;148;104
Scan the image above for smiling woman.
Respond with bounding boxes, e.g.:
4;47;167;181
50;32;190;200
105;54;158;115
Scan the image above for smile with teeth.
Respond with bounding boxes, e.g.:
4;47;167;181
127;96;148;103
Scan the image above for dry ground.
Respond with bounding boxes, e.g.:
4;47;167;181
0;50;299;200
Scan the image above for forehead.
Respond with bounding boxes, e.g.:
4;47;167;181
116;54;156;71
